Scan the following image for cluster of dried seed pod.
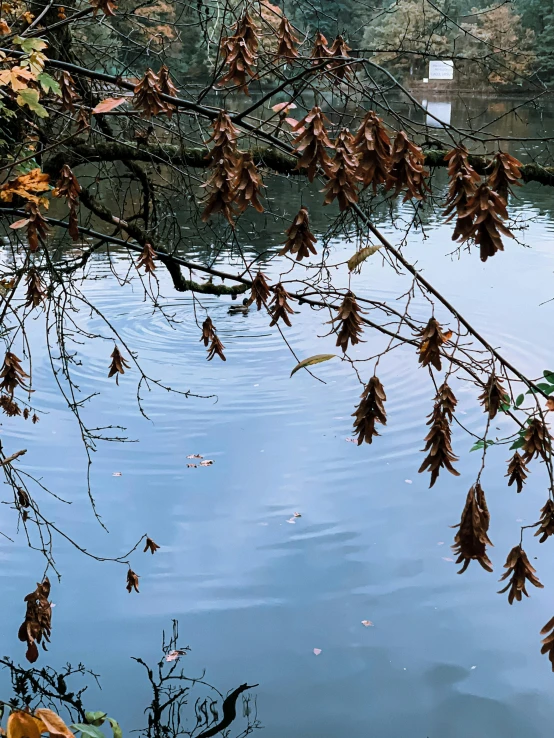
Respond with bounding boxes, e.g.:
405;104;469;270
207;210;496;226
247;271;271;310
452;483;493;574
331;292;365;353
200;317;226;361
0;352;29;395
18;578;52;663
219;11;259;94
352;376;387;445
269;283;294;327
505;451;529;493
417;318;451;372
280;207;317;260
419;382;459;488
293;106;333;182
478;373;507;419
535;499;554;542
498;546;543;604
108;345;130;384
53;164;81;242
322;128;360;210
276;16;298;59
385;131;429;201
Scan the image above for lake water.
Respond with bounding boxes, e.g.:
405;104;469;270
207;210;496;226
2;95;554;738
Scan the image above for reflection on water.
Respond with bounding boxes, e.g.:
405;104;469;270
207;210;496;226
1;96;554;737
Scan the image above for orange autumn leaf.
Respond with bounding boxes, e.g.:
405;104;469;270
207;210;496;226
92;97;127;114
7;712;44;738
34;710;73;738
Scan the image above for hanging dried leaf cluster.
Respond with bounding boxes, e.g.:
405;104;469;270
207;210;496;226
522;418;551;462
59;70;77;111
133;69;169;117
202;112;241;225
200;317;226;361
419;382;460;488
293;106;333;182
353;111;391;191
536;499;554;542
505;451;529;493
219;11;259;94
352;375;387;445
0;352;29;395
331;291;365;353
25;268;45;308
385;131;429;201
158;64;177;116
452;483;493;573
53;164;81;241
18;578;52;663
276;16;298;59
541;617;554;671
89;0;116;16
280;206;317;260
478;373;507;419
487;151;522;202
108;345;130;384
323;128;360;210
137;242;157;274
498;546;543;604
456;184;513;261
126;569;140;593
443;146;481;241
311;31;330;62
144;536;160;554
233;152;265;214
269;283;294;327
417;318;451;371
328;34;352;81
247;270;271;310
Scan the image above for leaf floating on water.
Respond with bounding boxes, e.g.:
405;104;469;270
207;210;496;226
361;620;374;627
442;557;454;562
285;518;296;524
347;244;382;272
313;648;322;656
112;472;122;477
199;459;214;466
187;464;197;468
405;479;412;484
290;353;336;377
345;437;357;443
187;454;203;459
293;512;302;518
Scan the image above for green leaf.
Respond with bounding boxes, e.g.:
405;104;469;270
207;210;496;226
14;36;48;53
37;72;61;95
510;438;525;450
347;244;382;271
500;403;510;412
85;713;107;727
470;441;484;452
544;370;554;384
515;394;524;407
16;89;48;118
290;354;336;377
71;725;106;738
107;718;122;738
526;382;554;395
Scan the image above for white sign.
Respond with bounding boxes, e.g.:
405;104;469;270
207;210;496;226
425;101;452;128
428;60;454;80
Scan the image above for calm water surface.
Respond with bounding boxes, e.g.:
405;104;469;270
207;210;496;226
1;96;554;737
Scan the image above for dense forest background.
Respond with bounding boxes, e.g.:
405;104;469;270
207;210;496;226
100;0;554;87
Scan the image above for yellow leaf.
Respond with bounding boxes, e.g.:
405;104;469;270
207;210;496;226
290;354;337;377
0;19;10;34
34;710;73;738
347;244;382;272
0;65;35;92
7;712;44;738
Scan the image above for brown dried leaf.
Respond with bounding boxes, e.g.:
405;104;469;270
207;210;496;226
144;537;160;554
280;207;317;260
108;345;130;384
452;483;493;573
126;569;140;593
498;545;543;604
